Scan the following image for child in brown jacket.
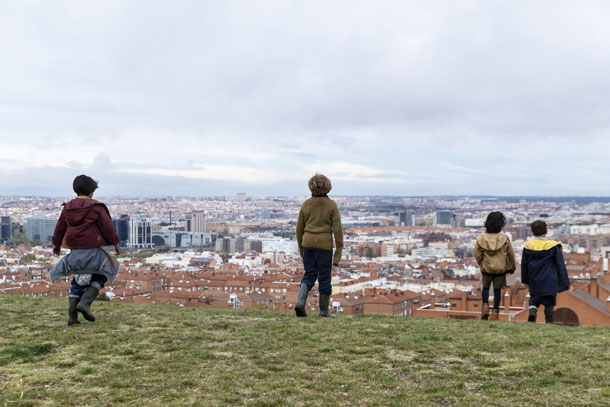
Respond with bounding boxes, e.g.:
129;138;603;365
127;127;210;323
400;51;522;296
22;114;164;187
474;211;516;321
295;174;343;317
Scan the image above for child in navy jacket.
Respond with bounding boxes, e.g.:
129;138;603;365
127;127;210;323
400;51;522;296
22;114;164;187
521;220;570;323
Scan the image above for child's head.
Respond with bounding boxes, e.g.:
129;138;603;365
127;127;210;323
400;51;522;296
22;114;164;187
484;211;506;233
73;175;98;197
308;174;332;197
530;220;547;237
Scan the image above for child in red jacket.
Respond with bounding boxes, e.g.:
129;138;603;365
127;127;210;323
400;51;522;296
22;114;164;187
50;175;121;325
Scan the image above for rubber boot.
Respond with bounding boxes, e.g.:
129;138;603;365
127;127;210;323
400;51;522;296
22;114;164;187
318;294;335;318
68;297;81;326
76;285;99;322
294;283;310;317
489;309;499;321
528;306;538;323
481;303;489;320
544;306;555;324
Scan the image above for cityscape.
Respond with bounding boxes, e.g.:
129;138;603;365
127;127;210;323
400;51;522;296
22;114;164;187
2;194;610;327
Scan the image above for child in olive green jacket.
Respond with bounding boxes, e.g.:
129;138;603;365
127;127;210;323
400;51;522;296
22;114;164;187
295;174;343;317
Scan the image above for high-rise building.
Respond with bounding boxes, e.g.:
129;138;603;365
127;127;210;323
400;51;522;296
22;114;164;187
128;218;153;249
187;211;207;233
112;215;130;247
394;211;416;227
26;217;57;243
435;210;458;227
0;216;11;241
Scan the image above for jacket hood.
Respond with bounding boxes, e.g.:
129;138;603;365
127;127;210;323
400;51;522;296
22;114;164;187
62;198;100;227
476;233;509;251
524;239;561;252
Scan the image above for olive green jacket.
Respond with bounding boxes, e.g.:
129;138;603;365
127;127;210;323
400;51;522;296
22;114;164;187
474;232;516;275
296;196;343;265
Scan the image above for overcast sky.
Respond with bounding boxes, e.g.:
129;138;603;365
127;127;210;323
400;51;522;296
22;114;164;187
1;1;610;197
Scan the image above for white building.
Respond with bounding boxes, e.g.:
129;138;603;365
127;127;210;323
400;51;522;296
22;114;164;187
128;218;153;249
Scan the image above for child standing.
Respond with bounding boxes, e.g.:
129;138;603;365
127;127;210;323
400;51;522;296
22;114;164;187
295;174;343;318
521;220;570;323
50;175;120;325
474;211;516;321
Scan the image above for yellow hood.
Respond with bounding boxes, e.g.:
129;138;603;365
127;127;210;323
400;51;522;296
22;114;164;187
524;239;561;251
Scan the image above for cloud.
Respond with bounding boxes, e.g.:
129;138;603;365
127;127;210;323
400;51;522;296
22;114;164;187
1;1;610;196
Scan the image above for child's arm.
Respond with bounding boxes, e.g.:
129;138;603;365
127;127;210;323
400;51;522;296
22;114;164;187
95;206;120;246
506;241;516;273
296;208;305;257
554;245;570;291
521;248;529;285
331;202;343;266
51;209;67;255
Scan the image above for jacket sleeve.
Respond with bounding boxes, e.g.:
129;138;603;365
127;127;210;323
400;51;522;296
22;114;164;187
52;209;67;247
331;202;343;266
554;245;570;292
506;241;516;272
474;241;483;266
521;249;529;285
296;207;304;256
95;206;120;245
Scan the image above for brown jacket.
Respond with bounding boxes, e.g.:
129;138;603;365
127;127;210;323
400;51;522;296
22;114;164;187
474;232;516;275
296;196;343;265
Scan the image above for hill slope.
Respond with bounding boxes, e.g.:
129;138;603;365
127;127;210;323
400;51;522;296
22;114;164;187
1;296;609;407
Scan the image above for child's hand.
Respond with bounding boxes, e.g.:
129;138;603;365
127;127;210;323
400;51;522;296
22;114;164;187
115;244;121;255
53;245;61;256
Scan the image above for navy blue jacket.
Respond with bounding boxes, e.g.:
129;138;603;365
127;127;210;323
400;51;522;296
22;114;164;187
521;239;570;297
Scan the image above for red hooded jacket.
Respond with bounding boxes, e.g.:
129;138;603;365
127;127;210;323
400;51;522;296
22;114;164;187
52;198;119;249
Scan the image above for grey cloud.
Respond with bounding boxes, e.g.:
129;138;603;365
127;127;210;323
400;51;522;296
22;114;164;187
2;1;610;196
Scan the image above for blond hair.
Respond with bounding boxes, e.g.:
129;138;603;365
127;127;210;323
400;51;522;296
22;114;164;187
308;174;332;197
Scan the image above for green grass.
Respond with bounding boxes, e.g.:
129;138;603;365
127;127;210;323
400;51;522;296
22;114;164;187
1;296;609;407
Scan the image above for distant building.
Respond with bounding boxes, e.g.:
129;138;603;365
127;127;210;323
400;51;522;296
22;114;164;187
151;231;215;248
128;218;153;249
394;211;416;227
112;215;130;247
0;216;10;241
26;217;56;243
186;211;207;233
435;210;458;227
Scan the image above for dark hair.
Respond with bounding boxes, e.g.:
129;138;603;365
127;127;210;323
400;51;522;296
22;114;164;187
484;211;506;234
308;174;332;197
531;220;548;237
73;175;98;196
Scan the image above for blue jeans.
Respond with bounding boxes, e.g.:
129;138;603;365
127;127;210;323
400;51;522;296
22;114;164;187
69;274;108;298
301;248;333;295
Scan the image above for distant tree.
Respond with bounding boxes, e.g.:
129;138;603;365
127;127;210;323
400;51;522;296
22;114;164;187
20;253;37;262
10;223;28;245
366;248;376;258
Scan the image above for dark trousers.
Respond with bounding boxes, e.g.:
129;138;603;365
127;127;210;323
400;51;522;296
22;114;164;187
530;295;556;307
301;248;333;295
69;274;108;298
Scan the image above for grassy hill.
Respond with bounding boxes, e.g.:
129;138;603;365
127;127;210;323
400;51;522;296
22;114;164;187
1;296;609;407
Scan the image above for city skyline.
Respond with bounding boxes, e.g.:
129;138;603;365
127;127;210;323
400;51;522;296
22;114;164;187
2;2;610;196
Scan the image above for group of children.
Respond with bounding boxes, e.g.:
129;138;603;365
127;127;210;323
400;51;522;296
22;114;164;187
475;212;571;323
50;174;570;325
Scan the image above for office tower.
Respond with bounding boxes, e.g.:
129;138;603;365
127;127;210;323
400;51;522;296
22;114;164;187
394;211;416;227
190;211;207;233
26;217;57;243
435;210;458;227
0;216;10;241
112;215;130;246
128;217;153;248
